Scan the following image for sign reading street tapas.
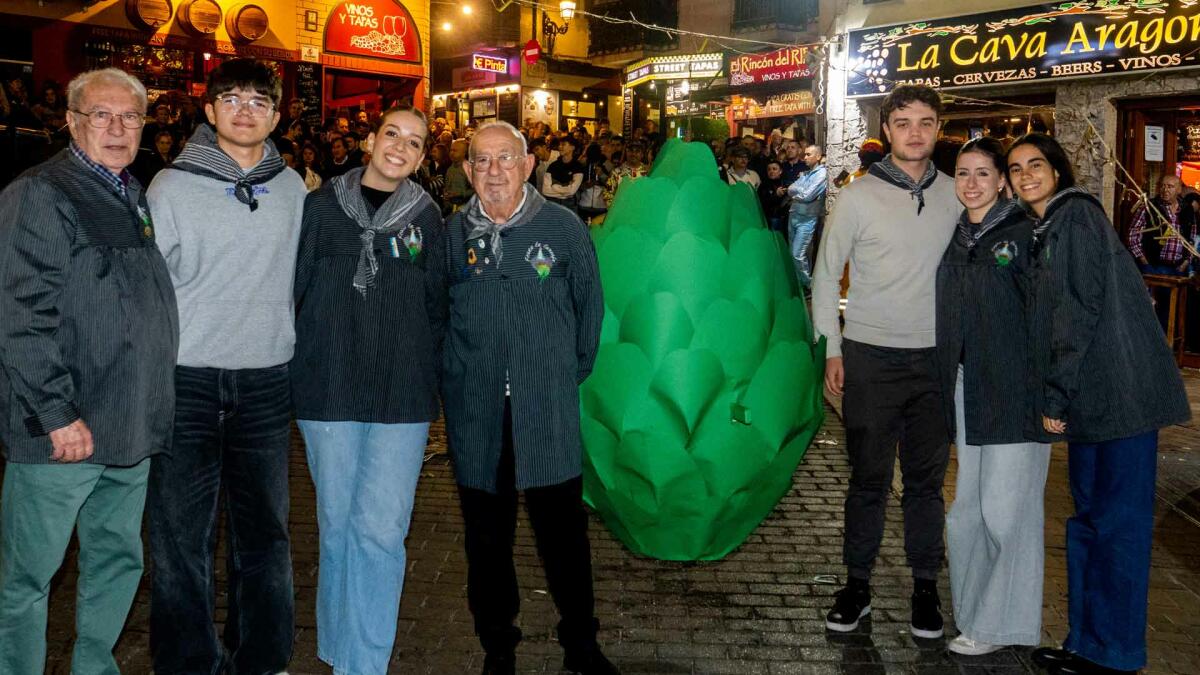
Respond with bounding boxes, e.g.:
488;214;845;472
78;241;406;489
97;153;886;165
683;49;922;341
847;0;1200;96
729;46;812;86
325;0;421;64
472;53;508;74
624;53;722;88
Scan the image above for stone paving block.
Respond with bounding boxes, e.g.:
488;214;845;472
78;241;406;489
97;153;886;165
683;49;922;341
17;381;1200;674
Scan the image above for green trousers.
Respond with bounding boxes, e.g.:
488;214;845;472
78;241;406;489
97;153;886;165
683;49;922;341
0;458;150;675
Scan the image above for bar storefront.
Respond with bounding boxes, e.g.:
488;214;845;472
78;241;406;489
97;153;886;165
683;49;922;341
621;52;724;138
714;45;817;141
3;0;431;125
431;50;522;131
431;50;617;134
830;0;1200;357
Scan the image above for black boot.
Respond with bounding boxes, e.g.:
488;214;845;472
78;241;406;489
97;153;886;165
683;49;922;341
563;644;619;675
910;578;944;639
559;617;620;674
479;624;521;675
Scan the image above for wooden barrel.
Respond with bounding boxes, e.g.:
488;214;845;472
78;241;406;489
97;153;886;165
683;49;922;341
178;0;222;35
226;4;270;43
124;0;173;31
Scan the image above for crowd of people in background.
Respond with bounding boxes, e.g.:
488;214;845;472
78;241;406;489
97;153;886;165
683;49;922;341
2;75;850;280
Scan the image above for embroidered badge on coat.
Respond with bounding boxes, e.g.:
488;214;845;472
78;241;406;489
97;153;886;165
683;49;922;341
991;240;1018;267
467;248;478;265
525;242;557;280
137;205;153;238
400;224;423;259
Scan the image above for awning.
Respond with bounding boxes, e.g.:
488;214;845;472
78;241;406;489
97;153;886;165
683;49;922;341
690;76;812;104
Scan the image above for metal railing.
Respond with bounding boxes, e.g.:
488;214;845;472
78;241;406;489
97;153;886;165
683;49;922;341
732;0;818;30
0;123;62;189
587;0;679;57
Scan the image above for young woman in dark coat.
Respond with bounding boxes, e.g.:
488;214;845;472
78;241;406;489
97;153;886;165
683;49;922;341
1009;133;1190;675
935;137;1051;657
291;106;447;675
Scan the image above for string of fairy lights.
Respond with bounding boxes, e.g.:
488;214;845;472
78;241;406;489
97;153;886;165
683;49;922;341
482;0;1196;251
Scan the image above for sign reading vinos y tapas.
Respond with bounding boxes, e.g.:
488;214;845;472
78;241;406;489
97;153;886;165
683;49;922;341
847;0;1200;97
325;0;422;64
728;46;812;86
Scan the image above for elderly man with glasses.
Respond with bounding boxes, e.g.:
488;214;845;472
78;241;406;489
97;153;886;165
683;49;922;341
443;121;615;675
0;68;178;673
143;58;306;674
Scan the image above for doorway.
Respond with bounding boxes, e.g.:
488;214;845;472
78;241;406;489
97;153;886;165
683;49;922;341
323;69;420;123
1117;96;1200;366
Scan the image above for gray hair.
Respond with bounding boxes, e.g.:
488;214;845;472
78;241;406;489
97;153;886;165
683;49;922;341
470;120;528;158
67;68;147;112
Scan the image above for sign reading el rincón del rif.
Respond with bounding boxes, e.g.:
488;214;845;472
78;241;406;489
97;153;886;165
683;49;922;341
847;0;1200;96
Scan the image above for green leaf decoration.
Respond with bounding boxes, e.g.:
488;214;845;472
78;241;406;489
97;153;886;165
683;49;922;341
582;139;826;560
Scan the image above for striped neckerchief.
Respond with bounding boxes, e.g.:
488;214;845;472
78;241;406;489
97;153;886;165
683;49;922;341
69;141;130;199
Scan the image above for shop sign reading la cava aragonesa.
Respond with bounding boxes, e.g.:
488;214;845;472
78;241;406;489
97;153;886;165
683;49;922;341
847;0;1200;96
325;0;421;63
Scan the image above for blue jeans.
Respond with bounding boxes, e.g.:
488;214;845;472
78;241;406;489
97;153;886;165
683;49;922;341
1063;431;1157;671
788;209;818;288
297;420;430;675
148;364;294;675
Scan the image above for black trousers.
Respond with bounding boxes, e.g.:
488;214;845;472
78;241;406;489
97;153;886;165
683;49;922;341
841;339;950;581
457;400;598;656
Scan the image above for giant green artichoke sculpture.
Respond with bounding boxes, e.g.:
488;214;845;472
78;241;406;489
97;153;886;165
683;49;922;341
581;138;826;561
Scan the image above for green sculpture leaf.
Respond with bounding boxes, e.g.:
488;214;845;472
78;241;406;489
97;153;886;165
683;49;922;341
582;139;826;560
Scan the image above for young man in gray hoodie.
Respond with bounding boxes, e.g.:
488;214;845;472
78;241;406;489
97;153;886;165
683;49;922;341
811;84;961;639
145;59;306;674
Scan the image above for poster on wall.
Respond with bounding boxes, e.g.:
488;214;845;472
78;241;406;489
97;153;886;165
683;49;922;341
325;0;422;63
296;62;324;127
1145;125;1165;162
522;89;559;129
847;0;1200;96
498;92;520;125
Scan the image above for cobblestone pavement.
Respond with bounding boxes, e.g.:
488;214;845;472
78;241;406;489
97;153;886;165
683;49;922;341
19;376;1200;674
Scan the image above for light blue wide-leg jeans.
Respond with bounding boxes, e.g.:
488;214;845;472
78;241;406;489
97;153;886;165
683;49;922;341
298;420;431;675
947;371;1051;646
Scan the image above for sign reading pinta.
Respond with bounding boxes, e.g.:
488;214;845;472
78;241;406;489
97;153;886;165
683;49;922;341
325;0;422;63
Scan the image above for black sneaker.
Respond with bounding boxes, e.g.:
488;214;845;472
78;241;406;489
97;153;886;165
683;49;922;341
910;583;944;639
563;644;620;675
481;652;516;675
825;583;871;632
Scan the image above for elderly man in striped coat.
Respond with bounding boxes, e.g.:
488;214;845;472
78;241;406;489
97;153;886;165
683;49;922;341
442;121;616;675
0;68;178;673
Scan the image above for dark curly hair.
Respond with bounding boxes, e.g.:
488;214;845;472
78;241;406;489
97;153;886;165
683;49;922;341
881;84;943;127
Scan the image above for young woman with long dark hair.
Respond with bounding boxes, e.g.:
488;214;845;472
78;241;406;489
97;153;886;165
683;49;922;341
1010;133;1189;675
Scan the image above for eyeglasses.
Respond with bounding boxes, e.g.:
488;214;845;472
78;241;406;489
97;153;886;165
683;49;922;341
215;94;275;117
469;153;521;170
71;109;145;129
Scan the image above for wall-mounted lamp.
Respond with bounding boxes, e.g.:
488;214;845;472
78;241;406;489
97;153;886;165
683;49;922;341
541;0;576;54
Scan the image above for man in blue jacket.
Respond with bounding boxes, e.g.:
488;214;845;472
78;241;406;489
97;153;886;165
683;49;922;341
787;144;828;288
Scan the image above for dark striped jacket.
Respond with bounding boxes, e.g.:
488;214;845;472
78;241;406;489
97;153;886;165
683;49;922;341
442;202;603;492
0;149;179;465
935;203;1036;445
291;185;448;423
1021;190;1189;443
